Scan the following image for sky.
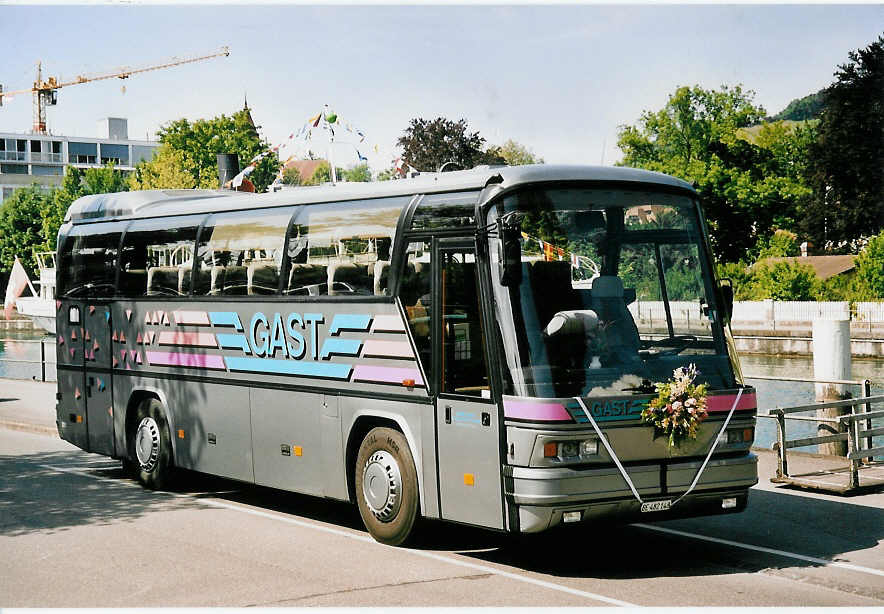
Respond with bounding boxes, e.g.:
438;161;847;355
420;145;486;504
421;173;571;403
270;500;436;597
1;3;882;173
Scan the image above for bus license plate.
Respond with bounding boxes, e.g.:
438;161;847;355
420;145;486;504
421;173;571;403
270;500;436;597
641;500;672;513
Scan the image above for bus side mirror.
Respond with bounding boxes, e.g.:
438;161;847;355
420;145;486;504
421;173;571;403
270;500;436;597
499;223;522;287
719;279;734;321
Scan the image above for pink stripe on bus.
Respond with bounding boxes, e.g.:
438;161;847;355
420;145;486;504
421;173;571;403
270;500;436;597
157;331;217;347
362;340;414;359
351;365;424;386
371;314;406;333
174;310;211;326
707;391;757;412
146;351;225;370
503;398;572;421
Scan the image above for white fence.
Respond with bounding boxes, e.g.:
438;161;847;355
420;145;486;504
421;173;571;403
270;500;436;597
629;300;884;328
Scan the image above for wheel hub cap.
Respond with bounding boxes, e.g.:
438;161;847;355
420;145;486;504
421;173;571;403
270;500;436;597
362;450;402;522
135;417;160;472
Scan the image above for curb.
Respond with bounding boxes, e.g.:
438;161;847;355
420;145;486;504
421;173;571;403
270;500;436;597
0;419;58;438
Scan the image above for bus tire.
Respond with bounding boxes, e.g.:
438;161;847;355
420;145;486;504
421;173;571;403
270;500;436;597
354;427;419;546
129;397;174;490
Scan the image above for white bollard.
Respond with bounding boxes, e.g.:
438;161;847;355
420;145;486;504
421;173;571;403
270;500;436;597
812;318;852;456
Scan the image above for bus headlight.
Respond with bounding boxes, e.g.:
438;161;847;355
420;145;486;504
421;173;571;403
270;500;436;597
580;439;599;456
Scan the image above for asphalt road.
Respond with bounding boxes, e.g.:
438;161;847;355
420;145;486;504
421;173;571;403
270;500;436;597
1;428;883;607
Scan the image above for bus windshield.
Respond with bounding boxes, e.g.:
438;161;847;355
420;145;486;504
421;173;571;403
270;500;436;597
487;186;735;399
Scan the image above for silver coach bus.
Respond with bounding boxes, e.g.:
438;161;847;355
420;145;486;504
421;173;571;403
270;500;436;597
54;165;757;545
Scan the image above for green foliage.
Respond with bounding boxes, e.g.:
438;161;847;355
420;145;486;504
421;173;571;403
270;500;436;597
129;144;208;189
749;261;820;300
801;35;884;251
0;185;53;274
48;164;129;251
769;90;826;121
489;139;544;165
757;229;800;259
852;231;884;299
617;84;813;262
302;161;331;186
715;261;755;300
133;109;278;192
340;163;371;182
396;117;503;172
281;166;301;186
376;168;396;182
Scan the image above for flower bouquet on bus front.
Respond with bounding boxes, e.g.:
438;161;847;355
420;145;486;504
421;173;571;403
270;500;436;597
641;364;708;448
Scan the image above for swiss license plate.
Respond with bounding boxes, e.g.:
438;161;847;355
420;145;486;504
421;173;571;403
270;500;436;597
641;500;672;513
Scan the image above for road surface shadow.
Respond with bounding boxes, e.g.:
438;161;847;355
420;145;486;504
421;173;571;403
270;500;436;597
5;447;882;583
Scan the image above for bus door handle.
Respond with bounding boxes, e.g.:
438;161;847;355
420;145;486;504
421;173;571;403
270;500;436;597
444;406;451;424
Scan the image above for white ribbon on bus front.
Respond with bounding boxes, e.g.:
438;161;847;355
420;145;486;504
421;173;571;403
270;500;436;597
573;387;744;508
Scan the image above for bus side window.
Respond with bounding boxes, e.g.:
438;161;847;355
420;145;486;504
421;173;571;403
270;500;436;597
195;208;293;297
119;220;201;297
59;223;124;298
401;241;432;377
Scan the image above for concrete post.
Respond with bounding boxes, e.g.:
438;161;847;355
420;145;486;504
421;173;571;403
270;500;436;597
812;319;852;456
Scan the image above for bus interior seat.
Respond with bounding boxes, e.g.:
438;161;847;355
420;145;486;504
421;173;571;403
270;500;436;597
328;262;371;295
373;260;390;296
248;263;280;295
220;265;248;295
287;263;326;294
528;261;582;326
147;266;182;296
120;269;148;296
590;275;641;361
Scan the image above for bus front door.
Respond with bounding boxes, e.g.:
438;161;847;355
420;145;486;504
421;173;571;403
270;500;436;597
434;242;504;530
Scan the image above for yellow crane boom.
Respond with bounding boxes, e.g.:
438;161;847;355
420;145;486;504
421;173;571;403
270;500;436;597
0;46;229;134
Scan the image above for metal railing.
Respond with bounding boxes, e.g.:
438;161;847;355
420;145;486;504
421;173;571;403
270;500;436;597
0;337;55;381
749;372;883;491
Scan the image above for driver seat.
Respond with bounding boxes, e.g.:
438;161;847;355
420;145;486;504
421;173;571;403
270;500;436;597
590;276;641;362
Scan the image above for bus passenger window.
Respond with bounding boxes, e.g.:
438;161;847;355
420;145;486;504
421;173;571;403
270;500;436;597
195;208;293;296
401;241;432;377
119;220;201;297
440;248;490;397
284;199;403;297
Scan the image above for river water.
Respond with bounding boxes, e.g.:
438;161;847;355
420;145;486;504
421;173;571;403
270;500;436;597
1;330;881;452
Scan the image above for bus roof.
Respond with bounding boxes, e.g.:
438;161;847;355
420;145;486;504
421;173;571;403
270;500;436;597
64;164;695;224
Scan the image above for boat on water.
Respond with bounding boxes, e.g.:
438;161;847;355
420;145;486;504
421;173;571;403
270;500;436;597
14;251;57;333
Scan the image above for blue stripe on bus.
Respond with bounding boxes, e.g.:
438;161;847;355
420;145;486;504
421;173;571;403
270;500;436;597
319;338;363;360
224;356;352;379
216;333;251;354
328;314;372;335
210;312;244;331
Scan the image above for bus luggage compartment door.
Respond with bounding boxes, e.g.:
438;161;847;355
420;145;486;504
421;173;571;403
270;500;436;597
436;398;504;529
84;302;114;456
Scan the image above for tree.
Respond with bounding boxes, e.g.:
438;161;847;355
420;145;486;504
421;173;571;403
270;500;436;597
0;186;54;275
129;144;209;190
769;90;826;121
302;161;331;186
397;117;503;172
618;84;813;262
749;261;820;300
133;108;279;192
281;166;301;186
340;163;371;182
757;229;800;259
801;35;884;252
852;231;884;299
488;139;544;166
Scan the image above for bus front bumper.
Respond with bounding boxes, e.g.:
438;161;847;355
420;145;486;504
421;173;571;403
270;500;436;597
506;453;758;533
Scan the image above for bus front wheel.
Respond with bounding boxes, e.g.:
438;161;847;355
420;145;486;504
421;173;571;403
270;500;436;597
129;397;174;490
355;427;419;546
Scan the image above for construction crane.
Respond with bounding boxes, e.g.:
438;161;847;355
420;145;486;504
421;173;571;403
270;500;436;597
0;46;230;134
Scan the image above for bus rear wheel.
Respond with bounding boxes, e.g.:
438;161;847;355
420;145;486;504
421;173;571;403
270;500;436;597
355;427;419;546
129;397;174;490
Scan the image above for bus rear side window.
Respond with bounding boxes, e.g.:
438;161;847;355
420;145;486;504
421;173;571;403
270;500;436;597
59;224;123;298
